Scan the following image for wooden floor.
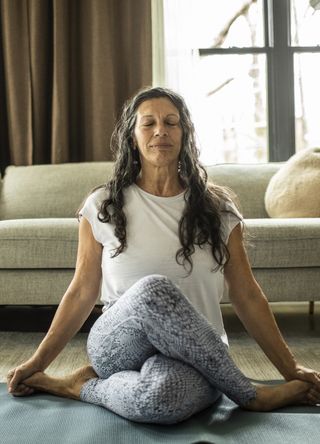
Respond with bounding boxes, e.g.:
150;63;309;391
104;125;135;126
222;302;320;379
1;302;319;383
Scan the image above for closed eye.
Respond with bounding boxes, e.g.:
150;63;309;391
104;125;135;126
141;120;179;127
140;119;156;127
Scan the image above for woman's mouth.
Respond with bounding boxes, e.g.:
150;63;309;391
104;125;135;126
150;144;172;148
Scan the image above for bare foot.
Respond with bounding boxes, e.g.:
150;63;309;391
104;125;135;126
23;366;98;400
244;380;311;411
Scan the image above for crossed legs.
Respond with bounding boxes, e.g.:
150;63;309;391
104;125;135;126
24;275;311;424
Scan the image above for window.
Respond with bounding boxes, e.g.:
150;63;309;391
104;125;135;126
160;0;320;164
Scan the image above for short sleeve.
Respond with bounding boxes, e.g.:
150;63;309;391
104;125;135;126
78;188;107;244
220;199;243;244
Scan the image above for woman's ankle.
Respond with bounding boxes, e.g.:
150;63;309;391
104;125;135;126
243;380;311;412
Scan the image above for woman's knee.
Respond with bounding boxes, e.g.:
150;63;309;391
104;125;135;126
136;274;173;292
134;386;191;424
133;274;185;308
133;359;196;424
134;383;219;424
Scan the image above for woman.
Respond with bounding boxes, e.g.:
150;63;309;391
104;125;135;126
7;87;320;424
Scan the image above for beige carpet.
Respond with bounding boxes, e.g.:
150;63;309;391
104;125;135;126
1;303;319;383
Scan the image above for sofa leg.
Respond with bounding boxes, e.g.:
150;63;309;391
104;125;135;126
309;301;315;315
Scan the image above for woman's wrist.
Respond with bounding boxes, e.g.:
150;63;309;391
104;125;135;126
31;330;65;371
29;352;49;372
280;361;299;381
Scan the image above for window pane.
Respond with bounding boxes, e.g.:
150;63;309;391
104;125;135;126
163;0;264;49
193;54;267;164
291;0;320;46
294;53;320;151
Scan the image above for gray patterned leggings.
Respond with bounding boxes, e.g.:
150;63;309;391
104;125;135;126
80;275;256;424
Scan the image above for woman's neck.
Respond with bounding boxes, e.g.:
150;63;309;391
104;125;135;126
136;174;185;197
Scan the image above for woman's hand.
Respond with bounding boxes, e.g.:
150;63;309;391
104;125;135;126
286;364;320;386
7;358;43;396
286;364;320;405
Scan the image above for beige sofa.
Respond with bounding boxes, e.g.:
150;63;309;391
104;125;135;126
0;162;319;308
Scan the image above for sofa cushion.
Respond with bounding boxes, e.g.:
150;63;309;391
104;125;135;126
245;218;320;268
207;163;281;218
0;219;78;268
0;269;75;305
1;217;319;270
222;267;320;303
0;162;114;220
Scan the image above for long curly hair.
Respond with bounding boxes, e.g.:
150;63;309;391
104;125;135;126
97;86;240;273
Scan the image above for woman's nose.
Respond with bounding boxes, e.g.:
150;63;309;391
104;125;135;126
154;123;168;137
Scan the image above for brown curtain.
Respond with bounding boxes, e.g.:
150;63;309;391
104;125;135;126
0;0;152;173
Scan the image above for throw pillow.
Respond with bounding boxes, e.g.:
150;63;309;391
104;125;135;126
265;147;320;218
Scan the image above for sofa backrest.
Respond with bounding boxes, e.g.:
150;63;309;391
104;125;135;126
207;163;281;218
0;162;114;219
0;162;281;220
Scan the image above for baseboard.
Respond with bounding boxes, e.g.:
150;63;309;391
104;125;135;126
0;305;102;332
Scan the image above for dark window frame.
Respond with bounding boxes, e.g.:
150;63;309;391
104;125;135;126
198;0;320;161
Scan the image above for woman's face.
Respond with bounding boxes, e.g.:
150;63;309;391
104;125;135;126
133;97;183;171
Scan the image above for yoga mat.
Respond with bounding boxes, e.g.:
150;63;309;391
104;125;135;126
1;383;319;444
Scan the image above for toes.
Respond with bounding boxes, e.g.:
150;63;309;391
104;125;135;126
24;387;35;395
11;383;35;397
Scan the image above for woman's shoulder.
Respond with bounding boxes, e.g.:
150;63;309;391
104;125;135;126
220;197;242;218
78;185;109;217
206;183;243;242
207;182;241;215
220;202;243;244
87;185;109;204
79;183;136;217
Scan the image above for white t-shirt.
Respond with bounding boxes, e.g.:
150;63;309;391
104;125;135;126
79;184;242;345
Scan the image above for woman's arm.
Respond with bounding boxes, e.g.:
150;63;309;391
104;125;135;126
8;217;102;394
224;224;320;387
